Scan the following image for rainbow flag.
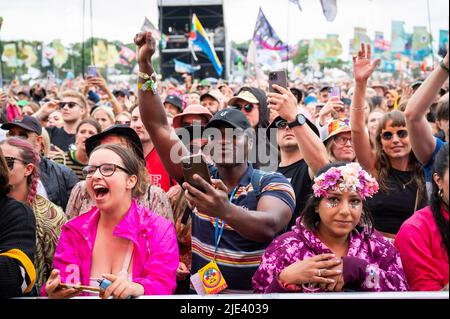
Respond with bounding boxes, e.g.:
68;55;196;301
190;14;223;76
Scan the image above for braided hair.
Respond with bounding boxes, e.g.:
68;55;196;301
0;137;41;205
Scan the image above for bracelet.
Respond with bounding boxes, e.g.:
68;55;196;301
439;60;449;75
138;71;157;81
138;79;158;94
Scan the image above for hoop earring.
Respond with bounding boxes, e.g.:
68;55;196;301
438;189;444;198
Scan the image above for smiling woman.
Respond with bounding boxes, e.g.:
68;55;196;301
43;144;179;299
253;162;408;293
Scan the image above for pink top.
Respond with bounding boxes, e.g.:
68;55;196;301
395;205;449;291
41;200;178;296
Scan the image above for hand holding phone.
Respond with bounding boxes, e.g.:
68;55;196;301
182;154;212;193
87;65;97;78
328;86;341;100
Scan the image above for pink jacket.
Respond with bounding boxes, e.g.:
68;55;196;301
42;200;178;296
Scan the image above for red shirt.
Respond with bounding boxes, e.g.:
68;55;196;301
145;148;176;192
395;205;449;291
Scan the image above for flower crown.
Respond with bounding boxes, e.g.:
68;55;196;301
312;163;379;199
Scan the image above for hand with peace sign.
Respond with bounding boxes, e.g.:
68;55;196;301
352;43;381;83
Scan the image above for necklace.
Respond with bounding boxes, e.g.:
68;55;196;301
392;172;415;189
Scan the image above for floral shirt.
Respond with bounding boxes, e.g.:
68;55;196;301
65;181;174;222
253;219;408;293
32;195;67;294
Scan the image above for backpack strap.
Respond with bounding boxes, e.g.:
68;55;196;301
250;169;267;199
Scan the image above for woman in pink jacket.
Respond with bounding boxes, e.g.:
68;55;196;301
44;144;178;298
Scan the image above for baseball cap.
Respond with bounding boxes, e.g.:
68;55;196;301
200;89;223;103
322;118;351;143
2;116;42;135
85;124;144;160
227;90;259;106
319;85;332;93
289;88;304;104
205;108;251;130
172;104;213;129
164;95;184;111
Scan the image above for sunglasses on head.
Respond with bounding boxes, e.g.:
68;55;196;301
232;104;255;113
4;156;27;170
59;101;79;109
381;129;408;141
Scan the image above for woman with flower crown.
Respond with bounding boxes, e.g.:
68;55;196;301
253;162;408;293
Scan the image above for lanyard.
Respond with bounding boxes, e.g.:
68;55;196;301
213;187;238;259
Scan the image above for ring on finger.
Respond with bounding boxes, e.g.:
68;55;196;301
317;269;323;277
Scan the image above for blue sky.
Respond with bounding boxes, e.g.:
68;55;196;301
0;0;448;57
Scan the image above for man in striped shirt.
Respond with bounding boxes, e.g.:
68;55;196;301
135;30;295;293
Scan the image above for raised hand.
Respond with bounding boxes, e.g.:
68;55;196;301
353;43;380;83
267;84;298;123
134;31;156;66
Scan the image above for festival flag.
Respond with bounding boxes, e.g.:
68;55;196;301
107;44;120;67
119;45;135;65
320;0;337;22
21;44;38;67
374;32;391;52
253;8;288;51
412;26;432;61
52;40;68;67
93;40;108;67
309;34;343;64
391;21;408;53
1;43;18;67
189;14;223;76
173;59;201;74
350;27;371;55
289;0;302;11
438;30;449;57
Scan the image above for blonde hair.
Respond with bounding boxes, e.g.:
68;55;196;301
40;127;51;157
92;106;115;124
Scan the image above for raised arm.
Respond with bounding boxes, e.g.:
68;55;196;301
135;31;189;182
267;85;329;176
404;52;449;164
350;44;380;175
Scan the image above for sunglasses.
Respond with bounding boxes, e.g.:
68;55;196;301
82;163;131;179
59;101;80;109
232;104;255;113
115;120;131;126
7;131;30;139
381;129;408;141
274;120;289;129
4;156;28;170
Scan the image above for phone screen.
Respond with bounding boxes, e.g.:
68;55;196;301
87;65;97;77
182;154;211;192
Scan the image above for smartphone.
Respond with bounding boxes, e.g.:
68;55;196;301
328;86;341;99
268;70;288;93
182;154;212;193
58;282;102;293
87;65;97;77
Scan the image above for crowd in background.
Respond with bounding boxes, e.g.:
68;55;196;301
0;33;448;298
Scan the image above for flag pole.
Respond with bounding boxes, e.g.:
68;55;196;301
426;0;435;65
90;0;95;66
81;0;86;78
286;0;289;74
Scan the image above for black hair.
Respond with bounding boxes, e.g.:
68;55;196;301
300;162;374;234
430;143;449;255
0;148;11;198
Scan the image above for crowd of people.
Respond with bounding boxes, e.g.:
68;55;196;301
0;31;448;299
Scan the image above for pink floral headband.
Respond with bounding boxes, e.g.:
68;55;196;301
312;163;379;199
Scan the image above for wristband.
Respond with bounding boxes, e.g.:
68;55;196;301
138;79;158;94
439;60;449;75
138;71;157;81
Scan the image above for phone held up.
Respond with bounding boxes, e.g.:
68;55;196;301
328;86;341;100
182;154;212;193
268;70;288;93
87;65;97;78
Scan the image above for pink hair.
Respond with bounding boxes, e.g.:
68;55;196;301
0;137;41;204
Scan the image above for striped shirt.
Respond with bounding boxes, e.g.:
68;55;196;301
52;150;85;181
191;164;295;293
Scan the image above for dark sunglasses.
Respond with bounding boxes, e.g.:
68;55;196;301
82;163;131;179
274;120;289;129
59;101;80;109
7;131;30;139
232;104;255;113
115;120;131;126
4;156;28;170
381;129;409;141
